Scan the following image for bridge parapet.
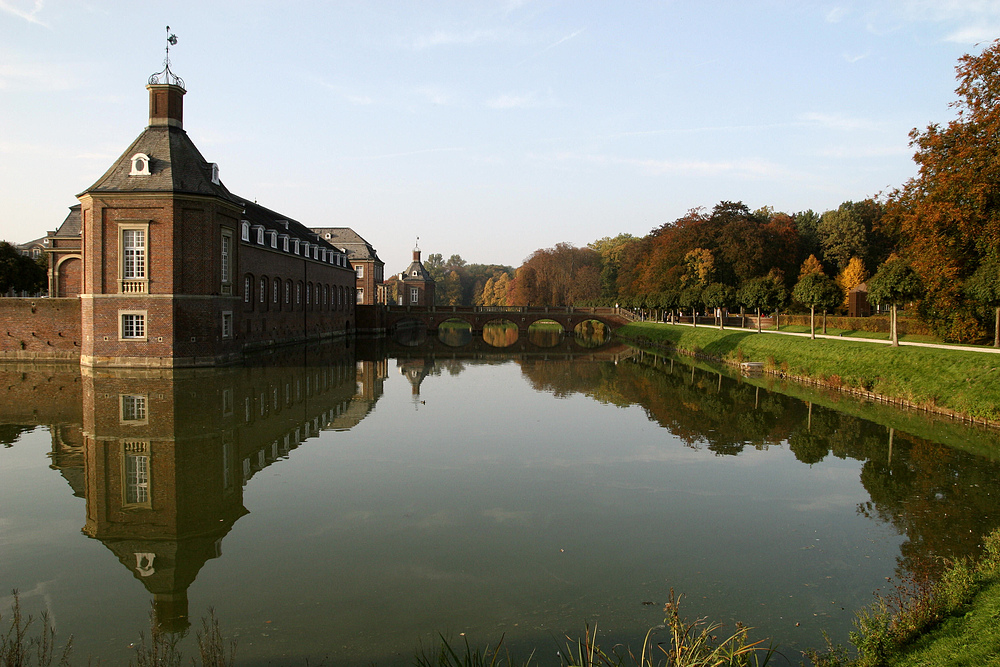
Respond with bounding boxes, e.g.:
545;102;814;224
383;305;630;334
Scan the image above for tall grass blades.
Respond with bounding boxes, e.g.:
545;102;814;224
0;591;72;667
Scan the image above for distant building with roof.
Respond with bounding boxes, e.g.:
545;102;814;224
382;245;436;306
310;227;384;305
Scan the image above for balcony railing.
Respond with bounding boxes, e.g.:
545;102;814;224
120;280;148;294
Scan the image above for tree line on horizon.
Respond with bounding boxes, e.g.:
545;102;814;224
427;40;1000;346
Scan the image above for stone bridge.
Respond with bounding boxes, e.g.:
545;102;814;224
383;305;632;334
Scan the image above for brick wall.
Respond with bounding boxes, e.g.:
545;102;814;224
0;298;81;361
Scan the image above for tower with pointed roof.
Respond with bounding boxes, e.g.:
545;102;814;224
74;40;356;368
382;242;436;306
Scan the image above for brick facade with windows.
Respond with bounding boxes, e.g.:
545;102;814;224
2;73;359;368
382;247;436;306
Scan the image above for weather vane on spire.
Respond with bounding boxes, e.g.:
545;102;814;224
149;25;185;88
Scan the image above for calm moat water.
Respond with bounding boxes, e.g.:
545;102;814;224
2;325;1000;666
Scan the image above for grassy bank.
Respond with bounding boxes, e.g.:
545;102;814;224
617;323;1000;424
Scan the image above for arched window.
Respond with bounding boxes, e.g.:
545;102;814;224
285;280;291;304
273;278;279;303
296;282;301;306
241;221;250;242
259;277;266;303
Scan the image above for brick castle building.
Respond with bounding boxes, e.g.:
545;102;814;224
5;64;362;368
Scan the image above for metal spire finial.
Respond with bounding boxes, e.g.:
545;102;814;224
149;25;185;88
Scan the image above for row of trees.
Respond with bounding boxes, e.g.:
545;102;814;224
422;41;1000;346
487;41;1000;346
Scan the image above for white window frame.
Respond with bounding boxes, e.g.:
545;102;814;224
119;310;147;341
410;287;419;304
241;221;250;242
356;288;364;304
122;440;151;507
222;311;233;339
221;230;232;285
355;264;364;279
120;394;148;424
118;222;149;293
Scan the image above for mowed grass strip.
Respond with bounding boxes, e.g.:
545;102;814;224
888;580;1000;667
618;322;1000;423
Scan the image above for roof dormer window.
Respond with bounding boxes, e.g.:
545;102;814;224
281;235;289;252
256;227;264;245
210;163;220;185
269;231;277;248
130;153;151;176
241;221;250;242
293;239;300;255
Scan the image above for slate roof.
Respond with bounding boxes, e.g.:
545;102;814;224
309;227;383;264
81;125;236;201
54;205;81;237
235;198;343;255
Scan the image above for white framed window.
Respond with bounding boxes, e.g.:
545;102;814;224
119;311;147;340
244;276;251;303
122;440;151;506
356;288;364;303
123;229;146;278
257;227;264;245
410;287;419;304
356;265;364;279
120;394;148;423
285;281;290;304
296;283;301;304
221;230;232;284
260;277;266;303
241;221;250;242
412;270;418;277
282;235;289;252
222;311;233;339
293;239;300;255
273;279;279;303
130;153;151;176
269;231;277;248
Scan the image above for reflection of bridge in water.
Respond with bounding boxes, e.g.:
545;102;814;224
385;305;631;334
388;332;637;361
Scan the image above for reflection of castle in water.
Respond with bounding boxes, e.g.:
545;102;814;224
2;343;387;632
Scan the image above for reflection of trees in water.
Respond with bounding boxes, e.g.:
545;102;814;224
0;424;36;447
517;351;1000;577
437;321;472;347
574;320;609;348
527;326;562;348
483;322;518;347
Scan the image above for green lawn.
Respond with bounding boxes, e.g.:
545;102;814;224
889;580;1000;667
617;322;1000;423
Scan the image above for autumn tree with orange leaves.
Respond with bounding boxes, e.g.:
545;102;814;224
885;39;1000;341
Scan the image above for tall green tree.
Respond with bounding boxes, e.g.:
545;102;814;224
964;258;1000;347
793;272;843;339
702;282;735;330
868;257;923;346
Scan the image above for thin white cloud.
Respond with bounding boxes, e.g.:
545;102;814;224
817;144;909;158
412;29;501;50
843;51;870;63
799;112;878;131
413;85;455;106
825;6;849;23
0;60;77;91
486;92;538;109
537;151;796;180
945;24;1000;43
517;27;586;65
0;0;47;26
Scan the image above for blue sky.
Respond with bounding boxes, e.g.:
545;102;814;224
1;1;996;271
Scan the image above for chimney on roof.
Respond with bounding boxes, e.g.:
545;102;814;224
147;83;185;129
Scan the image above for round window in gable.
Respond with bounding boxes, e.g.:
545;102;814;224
130;153;151;176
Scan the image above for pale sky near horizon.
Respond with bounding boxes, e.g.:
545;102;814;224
1;1;996;272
